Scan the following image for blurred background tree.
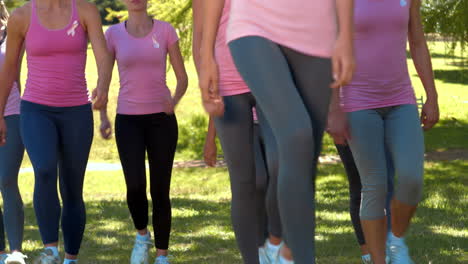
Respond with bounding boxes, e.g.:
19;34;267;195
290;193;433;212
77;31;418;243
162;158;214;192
422;0;467;51
106;0;193;58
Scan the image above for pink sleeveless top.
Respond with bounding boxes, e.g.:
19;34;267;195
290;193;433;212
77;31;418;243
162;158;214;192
1;36;20;117
340;0;416;112
23;0;90;107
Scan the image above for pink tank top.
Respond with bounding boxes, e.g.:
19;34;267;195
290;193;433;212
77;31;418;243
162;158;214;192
215;0;250;96
340;0;416;112
1;35;20;117
23;0;90;107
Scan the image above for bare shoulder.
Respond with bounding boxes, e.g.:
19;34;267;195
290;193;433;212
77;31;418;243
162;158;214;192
8;2;32;36
76;0;100;18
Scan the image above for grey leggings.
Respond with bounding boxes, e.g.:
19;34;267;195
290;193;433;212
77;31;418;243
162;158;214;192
214;92;260;263
0;115;24;252
254;108;281;247
230;36;333;264
347;105;424;220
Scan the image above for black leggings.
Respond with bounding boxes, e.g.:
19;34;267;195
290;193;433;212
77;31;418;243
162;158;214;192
115;113;178;250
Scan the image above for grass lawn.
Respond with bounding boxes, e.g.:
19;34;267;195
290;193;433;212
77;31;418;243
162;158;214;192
17;41;468;165
15;161;468;263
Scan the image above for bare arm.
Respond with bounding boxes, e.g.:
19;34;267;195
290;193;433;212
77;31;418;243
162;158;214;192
16;46;25;93
198;0;225;116
203;117;218;167
168;42;188;107
80;1;113;110
0;8;27;116
408;0;439;130
192;0;203;74
331;0;355;88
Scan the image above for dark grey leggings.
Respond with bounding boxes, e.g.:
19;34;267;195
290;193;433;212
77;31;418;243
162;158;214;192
214;93;259;263
254;108;281;247
230;36;332;264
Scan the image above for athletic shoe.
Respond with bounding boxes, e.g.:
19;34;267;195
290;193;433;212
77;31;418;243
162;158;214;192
130;239;152;264
0;254;7;264
259;247;271;264
33;249;61;264
5;252;28;264
260;239;282;264
154;256;170;264
388;237;414;264
361;254;373;264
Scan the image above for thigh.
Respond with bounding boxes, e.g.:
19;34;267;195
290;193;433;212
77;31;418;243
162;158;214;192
145;114;178;189
20;103;59;175
115;115;147;187
214;93;256;188
347;110;388;185
57;105;94;194
281;48;333;157
229;37;313;144
385;105;424;177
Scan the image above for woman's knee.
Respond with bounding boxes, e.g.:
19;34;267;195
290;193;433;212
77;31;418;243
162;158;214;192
359;183;388;220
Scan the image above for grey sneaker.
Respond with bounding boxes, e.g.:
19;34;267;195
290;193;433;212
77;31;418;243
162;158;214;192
33;249;61;264
154;256;170;264
5;252;28;264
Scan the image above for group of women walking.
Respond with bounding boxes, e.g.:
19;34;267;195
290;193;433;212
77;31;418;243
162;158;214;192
0;0;439;264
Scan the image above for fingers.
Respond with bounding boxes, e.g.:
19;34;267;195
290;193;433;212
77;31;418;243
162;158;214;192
0;133;5;146
330;56;341;89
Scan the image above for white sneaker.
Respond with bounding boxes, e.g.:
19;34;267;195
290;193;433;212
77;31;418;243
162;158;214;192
361;254;373;264
130;238;152;264
154;256;170;264
259;239;282;264
33;249;61;264
5;252;27;264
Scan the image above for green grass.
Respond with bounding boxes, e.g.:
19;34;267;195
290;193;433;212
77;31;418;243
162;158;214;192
15;160;467;263
17;41;468;165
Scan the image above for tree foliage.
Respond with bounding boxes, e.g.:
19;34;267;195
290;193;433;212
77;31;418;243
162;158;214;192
422;0;467;50
107;0;193;59
3;0;27;9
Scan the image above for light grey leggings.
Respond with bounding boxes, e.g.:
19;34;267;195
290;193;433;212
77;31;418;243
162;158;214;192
347;104;424;220
229;36;333;264
0;115;25;252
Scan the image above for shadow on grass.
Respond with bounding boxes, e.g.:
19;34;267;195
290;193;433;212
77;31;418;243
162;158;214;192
19;161;467;263
425;118;468;152
434;69;468;85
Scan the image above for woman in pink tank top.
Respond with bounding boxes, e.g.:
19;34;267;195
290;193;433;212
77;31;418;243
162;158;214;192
328;0;439;263
0;2;28;263
0;0;112;263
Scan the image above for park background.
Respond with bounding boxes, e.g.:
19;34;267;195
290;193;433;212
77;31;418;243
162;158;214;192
2;0;468;263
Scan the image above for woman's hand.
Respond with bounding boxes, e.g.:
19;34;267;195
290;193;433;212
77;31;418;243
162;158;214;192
331;36;355;89
0;117;7;146
99;116;112;140
327;108;350;145
164;96;175;115
421;98;439;131
199;56;224;117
